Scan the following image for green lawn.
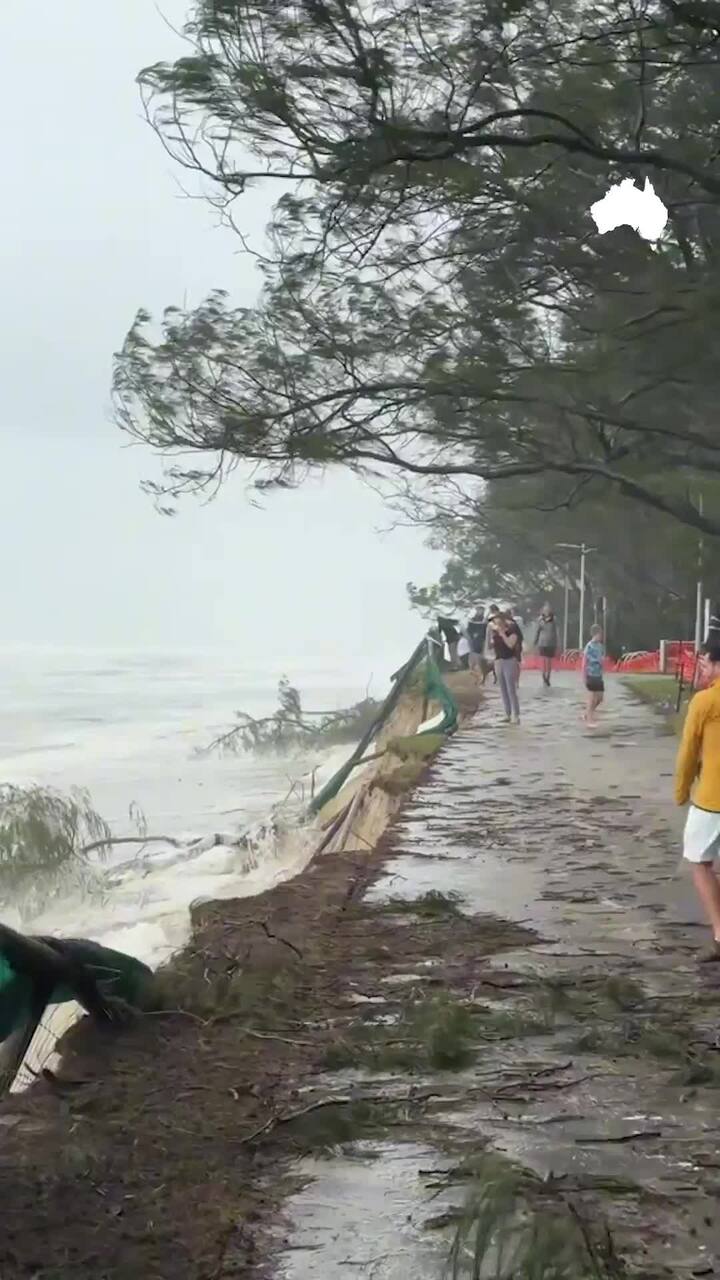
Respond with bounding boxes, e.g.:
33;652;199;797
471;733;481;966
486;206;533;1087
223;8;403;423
622;674;691;733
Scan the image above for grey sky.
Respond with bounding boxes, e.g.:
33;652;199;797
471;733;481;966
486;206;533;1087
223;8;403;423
0;1;441;669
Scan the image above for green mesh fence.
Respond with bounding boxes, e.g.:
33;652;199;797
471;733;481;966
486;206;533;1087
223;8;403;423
0;935;152;1097
307;637;458;816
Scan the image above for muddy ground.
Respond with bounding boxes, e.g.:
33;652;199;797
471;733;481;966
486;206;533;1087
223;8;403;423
1;674;720;1278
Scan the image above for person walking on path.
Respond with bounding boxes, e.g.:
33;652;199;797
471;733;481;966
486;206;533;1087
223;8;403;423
504;607;524;685
457;622;471;671
675;644;720;962
582;625;606;726
481;605;500;684
534;603;558;687
491;611;522;724
467;607;487;682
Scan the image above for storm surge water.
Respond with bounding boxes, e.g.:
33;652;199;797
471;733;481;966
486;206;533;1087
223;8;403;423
0;646;390;1078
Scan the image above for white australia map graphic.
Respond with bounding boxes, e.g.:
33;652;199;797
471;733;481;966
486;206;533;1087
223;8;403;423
590;177;668;246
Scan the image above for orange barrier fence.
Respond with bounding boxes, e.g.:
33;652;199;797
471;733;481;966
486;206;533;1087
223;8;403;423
522;651;661;674
523;642;705;686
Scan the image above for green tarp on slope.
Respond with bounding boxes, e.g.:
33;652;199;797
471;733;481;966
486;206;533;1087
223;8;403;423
0;938;151;1043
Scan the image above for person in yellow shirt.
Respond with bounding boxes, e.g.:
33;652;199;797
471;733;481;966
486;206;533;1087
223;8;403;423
675;645;720;960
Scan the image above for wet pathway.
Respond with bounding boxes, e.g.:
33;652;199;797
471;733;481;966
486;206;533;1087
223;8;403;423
278;676;720;1279
370;672;699;966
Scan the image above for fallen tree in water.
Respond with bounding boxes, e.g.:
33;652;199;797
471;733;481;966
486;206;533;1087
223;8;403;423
201;676;381;757
0;785;113;921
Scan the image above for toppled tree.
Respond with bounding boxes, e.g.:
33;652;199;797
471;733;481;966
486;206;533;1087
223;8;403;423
0;785;112;921
202;676;381;756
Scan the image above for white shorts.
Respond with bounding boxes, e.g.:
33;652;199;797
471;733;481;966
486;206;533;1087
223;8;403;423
683;805;720;863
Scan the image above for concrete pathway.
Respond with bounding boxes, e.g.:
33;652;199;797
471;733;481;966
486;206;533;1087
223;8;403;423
279;675;720;1280
372;671;700;969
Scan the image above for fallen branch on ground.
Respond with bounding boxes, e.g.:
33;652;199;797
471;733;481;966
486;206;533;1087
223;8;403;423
576;1129;662;1145
242;1029;315;1047
142;1009;312;1045
249;919;304;961
214;917;304;961
238;1088;444;1146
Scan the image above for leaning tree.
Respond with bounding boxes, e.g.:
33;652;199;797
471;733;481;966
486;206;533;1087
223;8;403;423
114;1;720;534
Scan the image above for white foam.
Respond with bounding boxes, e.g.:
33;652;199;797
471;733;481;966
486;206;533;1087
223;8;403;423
11;816;320;1090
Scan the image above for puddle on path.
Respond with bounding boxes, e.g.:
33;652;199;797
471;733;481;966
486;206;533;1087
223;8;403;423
368;675;700;954
275;1142;455;1280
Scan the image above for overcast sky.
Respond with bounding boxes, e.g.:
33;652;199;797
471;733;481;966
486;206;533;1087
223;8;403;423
0;0;441;669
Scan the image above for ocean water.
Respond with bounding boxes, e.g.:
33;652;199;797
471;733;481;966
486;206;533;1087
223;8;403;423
0;646;396;1086
0;647;388;970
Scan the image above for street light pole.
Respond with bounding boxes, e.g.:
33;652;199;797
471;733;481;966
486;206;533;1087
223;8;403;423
695;492;704;652
579;544;587;650
557;542;596;651
562;577;569;652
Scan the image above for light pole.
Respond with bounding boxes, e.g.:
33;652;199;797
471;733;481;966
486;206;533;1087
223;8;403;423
695;492;704;652
557;543;596;650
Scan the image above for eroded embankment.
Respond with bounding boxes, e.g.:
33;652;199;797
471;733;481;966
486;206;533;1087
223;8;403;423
0;671;484;1279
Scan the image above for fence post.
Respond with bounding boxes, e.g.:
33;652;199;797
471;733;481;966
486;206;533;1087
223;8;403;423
420;636;431;725
676;660;685;713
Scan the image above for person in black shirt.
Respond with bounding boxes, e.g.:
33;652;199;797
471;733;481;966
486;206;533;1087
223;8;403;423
505;608;524;686
490;611;522;723
467;608;487;681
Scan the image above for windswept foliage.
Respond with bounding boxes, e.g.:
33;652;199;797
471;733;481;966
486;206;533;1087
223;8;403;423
448;1155;627;1278
115;1;720;535
0;785;112;919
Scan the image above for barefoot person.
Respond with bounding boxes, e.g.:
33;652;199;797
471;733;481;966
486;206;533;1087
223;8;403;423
675;644;720;961
534;603;558;687
582;624;605;726
491;610;522;724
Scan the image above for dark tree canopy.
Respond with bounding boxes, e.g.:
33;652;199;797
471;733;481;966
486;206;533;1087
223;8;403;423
114;1;720;535
406;473;709;652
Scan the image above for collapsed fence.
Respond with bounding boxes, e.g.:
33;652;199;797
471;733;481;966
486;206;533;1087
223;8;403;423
307;636;459;817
